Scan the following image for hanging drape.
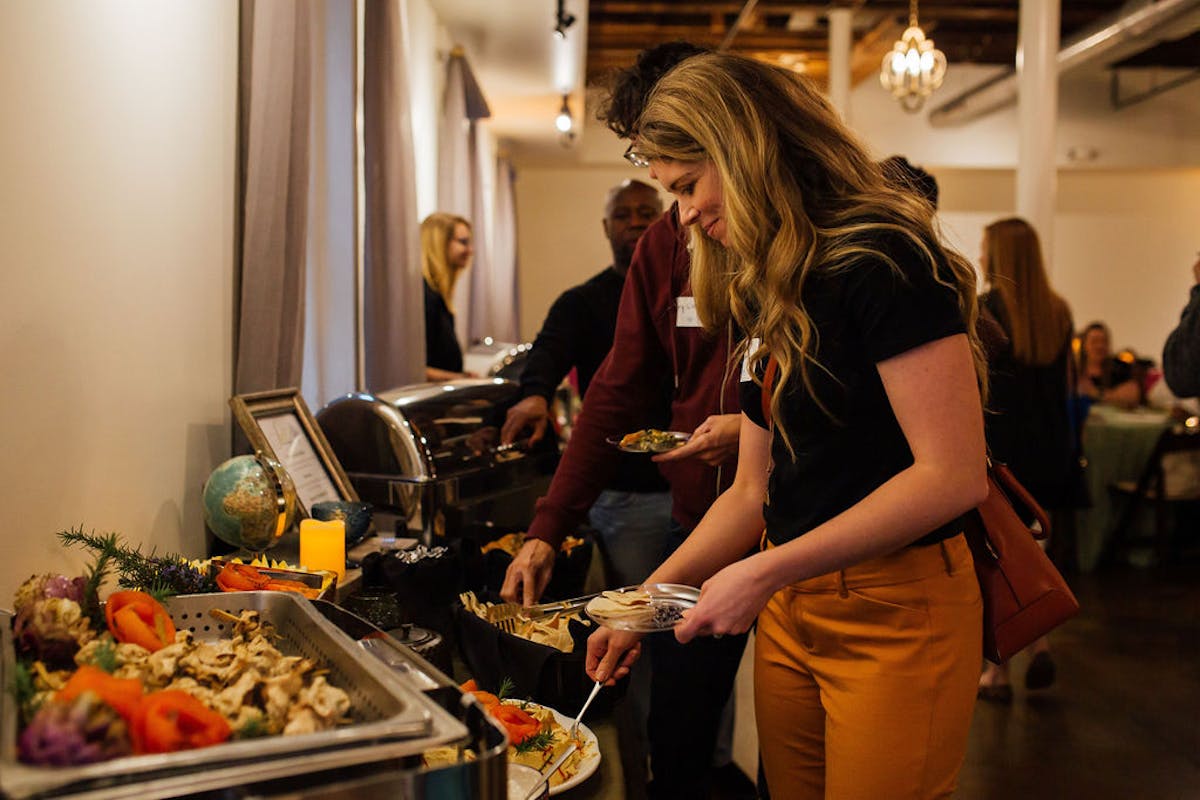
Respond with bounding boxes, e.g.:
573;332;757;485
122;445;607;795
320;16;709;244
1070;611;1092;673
234;0;314;395
361;0;424;392
467;154;519;343
438;50;492;347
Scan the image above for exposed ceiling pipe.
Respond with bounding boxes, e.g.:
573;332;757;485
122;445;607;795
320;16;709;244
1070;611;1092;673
720;0;760;51
928;0;1200;127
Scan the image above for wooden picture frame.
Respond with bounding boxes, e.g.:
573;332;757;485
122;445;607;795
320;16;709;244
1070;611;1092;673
229;388;359;517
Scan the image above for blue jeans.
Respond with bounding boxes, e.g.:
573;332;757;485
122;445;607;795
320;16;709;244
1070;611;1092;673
587;490;673;588
588;489;673;789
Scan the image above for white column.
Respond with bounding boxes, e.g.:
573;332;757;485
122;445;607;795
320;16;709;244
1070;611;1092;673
1016;0;1060;266
827;7;852;122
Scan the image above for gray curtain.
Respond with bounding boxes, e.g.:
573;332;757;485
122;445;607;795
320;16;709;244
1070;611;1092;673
361;0;424;392
234;0;314;395
467;154;519;343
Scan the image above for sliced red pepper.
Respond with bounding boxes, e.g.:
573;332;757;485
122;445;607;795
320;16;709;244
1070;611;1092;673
105;591;176;652
491;703;541;745
130;690;231;754
56;665;144;721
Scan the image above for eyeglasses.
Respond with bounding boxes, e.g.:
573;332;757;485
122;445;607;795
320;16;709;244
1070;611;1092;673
623;142;650;168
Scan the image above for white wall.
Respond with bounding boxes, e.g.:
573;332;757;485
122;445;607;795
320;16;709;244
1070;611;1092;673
0;3;237;598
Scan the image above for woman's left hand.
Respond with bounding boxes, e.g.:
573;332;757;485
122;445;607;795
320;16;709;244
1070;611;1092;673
674;554;775;644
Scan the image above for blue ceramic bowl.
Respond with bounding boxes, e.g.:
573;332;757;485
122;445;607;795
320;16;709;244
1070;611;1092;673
310;501;374;547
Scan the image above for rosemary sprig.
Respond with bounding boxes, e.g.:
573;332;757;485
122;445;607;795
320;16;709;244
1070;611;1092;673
58;528;215;597
512;728;555;754
496;676;516;700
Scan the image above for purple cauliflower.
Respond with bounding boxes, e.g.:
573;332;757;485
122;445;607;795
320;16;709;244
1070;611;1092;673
12;574;96;667
17;692;132;766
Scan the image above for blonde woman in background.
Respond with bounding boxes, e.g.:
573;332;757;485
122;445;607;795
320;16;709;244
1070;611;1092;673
585;52;989;799
421;213;475;381
976;217;1076;702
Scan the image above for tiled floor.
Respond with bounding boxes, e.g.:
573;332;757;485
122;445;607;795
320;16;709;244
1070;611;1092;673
730;560;1200;799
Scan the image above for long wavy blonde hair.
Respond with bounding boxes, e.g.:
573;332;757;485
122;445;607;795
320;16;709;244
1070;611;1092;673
420;213;471;313
633;53;986;453
983;217;1073;366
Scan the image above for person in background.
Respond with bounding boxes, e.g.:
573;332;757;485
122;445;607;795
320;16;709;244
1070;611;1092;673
586;52;989;799
499;180;671;787
1162;253;1200;398
975;217;1076;702
502;41;757;800
420;212;476;381
1076;321;1143;409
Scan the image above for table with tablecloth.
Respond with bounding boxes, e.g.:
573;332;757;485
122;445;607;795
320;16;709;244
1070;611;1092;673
1075;405;1173;571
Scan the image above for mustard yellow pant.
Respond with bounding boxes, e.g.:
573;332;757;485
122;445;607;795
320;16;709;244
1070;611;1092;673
754;534;982;800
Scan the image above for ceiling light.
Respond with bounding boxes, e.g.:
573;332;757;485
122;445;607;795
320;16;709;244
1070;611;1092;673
555;94;573;133
879;0;947;113
553;0;576;40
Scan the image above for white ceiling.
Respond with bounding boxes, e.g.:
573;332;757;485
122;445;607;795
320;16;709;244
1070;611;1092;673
428;0;589;162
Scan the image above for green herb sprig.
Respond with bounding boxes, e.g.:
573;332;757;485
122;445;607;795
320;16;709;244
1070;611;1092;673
59;528;215;598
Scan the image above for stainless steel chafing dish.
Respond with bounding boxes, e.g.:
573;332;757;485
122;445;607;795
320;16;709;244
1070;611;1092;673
316;379;558;542
1;592;508;799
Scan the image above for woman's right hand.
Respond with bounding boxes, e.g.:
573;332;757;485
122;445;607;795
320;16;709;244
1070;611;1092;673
585;627;644;685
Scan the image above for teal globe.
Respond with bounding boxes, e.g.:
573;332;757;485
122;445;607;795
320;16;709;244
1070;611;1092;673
202;454;298;553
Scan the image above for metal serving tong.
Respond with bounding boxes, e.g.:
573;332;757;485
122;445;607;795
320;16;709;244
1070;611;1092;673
486;592;600;633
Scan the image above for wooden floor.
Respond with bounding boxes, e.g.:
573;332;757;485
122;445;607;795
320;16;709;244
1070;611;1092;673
728;558;1200;800
957;560;1200;800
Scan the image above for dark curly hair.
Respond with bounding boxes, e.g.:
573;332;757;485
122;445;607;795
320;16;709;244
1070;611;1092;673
880;155;939;209
596;41;711;139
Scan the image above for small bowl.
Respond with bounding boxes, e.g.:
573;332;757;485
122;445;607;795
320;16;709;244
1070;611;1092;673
310;500;373;546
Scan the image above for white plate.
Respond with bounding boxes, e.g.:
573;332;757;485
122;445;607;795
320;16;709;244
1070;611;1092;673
584;583;700;633
504;701;600;795
605;430;690;453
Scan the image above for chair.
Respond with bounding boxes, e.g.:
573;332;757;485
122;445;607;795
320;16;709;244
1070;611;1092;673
1106;423;1200;564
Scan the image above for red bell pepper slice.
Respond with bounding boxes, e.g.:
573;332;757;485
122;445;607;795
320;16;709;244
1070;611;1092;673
130;690;231;754
105;591;176;652
56;665;144;721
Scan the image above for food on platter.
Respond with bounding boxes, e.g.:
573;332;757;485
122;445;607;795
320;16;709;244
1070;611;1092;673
585;584;699;632
213;561;323;599
611;429;689;453
459;591;589;653
10;570;352;767
432;681;595;796
481;531;586;557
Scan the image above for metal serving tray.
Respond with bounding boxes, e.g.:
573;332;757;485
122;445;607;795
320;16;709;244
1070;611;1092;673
0;591;469;799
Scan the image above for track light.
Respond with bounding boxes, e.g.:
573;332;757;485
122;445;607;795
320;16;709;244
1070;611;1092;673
554;94;573;133
553;0;576;40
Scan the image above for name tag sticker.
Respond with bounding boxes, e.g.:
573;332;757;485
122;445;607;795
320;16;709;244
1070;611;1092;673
741;337;761;382
676;296;701;328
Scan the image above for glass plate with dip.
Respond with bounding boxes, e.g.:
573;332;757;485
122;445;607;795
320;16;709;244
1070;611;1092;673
584;583;700;632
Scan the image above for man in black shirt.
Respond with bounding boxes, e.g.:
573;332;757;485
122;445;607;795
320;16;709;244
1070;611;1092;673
501;180;670;792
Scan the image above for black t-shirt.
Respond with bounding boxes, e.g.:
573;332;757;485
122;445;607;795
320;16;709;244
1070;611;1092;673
424;280;463;373
740;235;968;547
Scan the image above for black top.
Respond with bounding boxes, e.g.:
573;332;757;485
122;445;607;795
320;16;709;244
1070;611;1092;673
520;267;670;494
424;281;463;373
1164;284;1200;398
740;235;967;547
981;291;1076;510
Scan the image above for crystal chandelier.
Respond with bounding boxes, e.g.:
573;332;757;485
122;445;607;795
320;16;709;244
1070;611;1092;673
879;0;947;113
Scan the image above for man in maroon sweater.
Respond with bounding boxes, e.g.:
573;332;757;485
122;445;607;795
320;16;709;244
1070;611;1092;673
501;41;755;800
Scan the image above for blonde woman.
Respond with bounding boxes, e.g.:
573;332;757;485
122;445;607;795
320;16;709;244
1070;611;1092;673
421;213;474;381
585;52;988;798
977;217;1075;701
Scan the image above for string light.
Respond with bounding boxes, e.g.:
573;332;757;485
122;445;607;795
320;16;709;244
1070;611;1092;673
554;94;572;133
879;0;947;113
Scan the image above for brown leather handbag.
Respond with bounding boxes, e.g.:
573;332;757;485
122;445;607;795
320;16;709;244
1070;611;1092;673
761;355;1080;665
965;460;1080;664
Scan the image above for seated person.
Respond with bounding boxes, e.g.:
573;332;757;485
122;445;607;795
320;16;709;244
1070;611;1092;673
1076;321;1144;409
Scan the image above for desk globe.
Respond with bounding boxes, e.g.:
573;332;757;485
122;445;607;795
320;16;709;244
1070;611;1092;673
202;454;298;555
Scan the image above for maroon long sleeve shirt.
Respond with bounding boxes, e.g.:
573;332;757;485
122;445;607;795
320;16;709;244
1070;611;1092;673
526;207;741;548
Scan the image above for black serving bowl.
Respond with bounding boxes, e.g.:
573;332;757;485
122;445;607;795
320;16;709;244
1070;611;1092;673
310;500;374;547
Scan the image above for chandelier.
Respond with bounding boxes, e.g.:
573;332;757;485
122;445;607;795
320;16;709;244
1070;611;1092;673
879;0;947;113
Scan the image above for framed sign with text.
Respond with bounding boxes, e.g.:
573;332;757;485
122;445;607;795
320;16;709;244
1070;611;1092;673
229;388;358;516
